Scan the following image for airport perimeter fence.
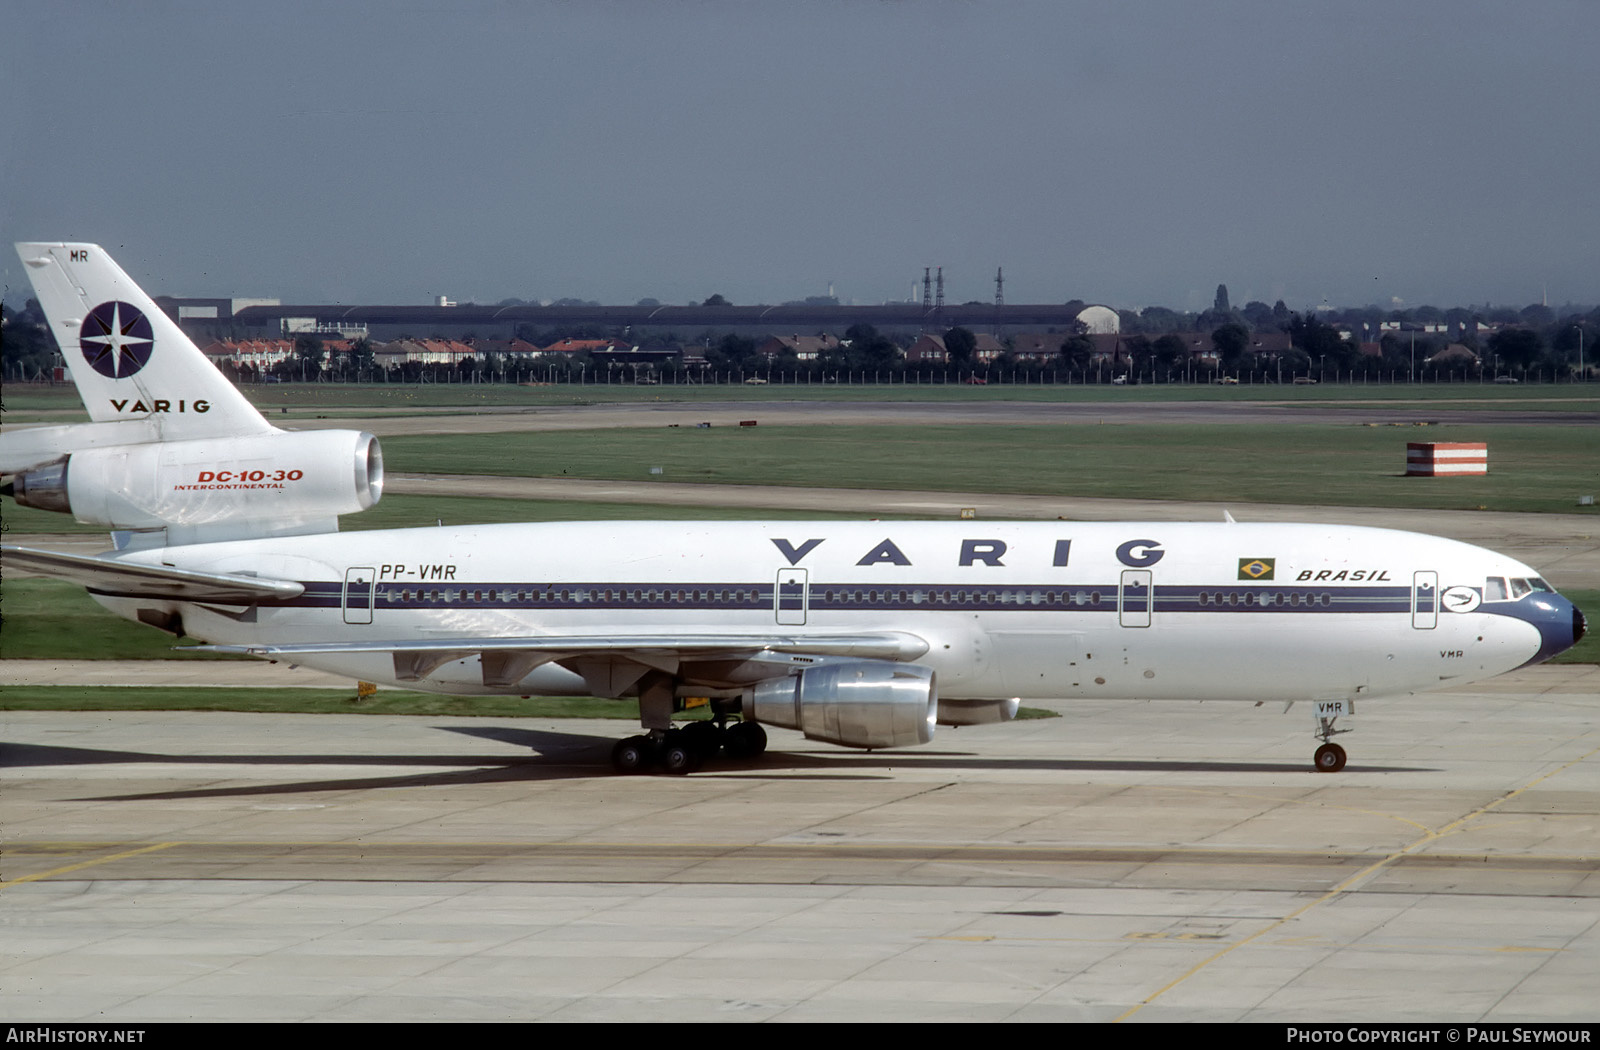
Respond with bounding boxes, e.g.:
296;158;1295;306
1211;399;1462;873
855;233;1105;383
228;364;1594;388
5;362;1594;387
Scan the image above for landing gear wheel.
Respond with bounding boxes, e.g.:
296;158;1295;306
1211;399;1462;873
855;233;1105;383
659;734;703;776
612;735;654;774
678;720;724;758
1314;742;1347;773
724;720;768;760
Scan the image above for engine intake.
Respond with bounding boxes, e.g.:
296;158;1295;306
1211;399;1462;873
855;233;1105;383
746;660;937;749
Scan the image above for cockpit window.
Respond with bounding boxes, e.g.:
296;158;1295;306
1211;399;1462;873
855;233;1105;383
1509;578;1532;599
1527;577;1553;593
1484;577;1508;601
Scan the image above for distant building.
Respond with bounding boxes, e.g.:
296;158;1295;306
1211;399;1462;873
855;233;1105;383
1426;344;1479;367
1006;332;1064;361
463;337;542;360
904;334;948;363
756;334;841;361
1076;305;1120;335
377;338;477;367
540;338;625;356
201;337;356;371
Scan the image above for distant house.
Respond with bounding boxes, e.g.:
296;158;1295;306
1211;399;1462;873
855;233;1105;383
1426;344;1479;367
1005;332;1063;361
373;338;477;367
904;334;948;363
202;338;295;370
1245;331;1294;357
756;334;840;361
972;334;1006;361
202;338;354;370
538;338;620;356
464;337;541;360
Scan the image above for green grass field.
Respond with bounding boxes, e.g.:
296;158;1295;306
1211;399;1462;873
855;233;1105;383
5;377;1597;420
384;423;1600;515
6;422;1592;536
0;578;247;660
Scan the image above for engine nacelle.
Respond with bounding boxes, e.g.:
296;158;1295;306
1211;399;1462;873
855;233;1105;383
936;697;1021;727
8;429;382;533
746;660;937;749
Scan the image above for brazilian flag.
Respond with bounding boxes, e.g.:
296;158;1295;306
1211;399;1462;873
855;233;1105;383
1238;558;1275;580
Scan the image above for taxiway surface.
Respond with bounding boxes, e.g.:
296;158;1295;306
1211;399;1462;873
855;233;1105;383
3;665;1598;1022
4;395;1596;1021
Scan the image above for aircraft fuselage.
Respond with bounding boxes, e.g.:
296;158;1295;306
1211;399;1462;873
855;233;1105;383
93;519;1577;704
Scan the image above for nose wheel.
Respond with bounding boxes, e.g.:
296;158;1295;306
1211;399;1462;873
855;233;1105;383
1314;742;1347;772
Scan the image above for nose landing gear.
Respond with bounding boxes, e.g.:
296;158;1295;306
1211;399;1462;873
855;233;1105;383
1312;699;1352;773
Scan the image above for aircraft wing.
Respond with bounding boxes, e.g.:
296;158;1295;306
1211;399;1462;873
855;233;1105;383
0;544;306;603
185;632;932;689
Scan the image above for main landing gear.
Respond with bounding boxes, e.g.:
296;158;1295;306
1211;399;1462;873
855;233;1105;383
610;719;768;775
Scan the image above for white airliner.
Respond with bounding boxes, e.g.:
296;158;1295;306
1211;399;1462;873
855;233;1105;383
2;243;1585;773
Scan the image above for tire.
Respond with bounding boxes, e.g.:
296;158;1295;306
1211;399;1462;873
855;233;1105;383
678;719;724;758
660;739;702;775
612;735;654;774
1314;743;1347;773
725;720;768;760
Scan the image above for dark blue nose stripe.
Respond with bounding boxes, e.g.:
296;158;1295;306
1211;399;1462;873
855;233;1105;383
1491;595;1584;667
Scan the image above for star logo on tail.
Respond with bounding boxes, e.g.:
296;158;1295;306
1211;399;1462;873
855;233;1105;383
80;301;154;378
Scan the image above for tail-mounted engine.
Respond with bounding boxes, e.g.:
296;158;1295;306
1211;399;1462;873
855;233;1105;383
7;429;382;538
746;660;937;749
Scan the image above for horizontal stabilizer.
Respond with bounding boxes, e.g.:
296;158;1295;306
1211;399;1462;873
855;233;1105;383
1;544;305;603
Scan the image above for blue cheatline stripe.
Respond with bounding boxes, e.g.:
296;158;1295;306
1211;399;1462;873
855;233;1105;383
277;580;1419;615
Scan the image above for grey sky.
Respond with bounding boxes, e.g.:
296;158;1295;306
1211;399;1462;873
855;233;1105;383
4;1;1596;313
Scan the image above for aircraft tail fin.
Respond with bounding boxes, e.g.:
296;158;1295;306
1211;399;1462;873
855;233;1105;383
5;243;381;546
15;243;273;439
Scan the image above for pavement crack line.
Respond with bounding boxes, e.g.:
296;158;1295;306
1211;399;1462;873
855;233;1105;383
1112;743;1600;1022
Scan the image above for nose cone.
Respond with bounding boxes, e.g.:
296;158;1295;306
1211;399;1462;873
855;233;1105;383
1516;593;1585;667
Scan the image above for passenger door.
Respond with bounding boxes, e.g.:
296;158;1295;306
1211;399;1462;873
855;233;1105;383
343;566;376;625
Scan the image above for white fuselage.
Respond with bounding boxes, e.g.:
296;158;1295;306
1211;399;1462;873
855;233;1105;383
94;519;1554;704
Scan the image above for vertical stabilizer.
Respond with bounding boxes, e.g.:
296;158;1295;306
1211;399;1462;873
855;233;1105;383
15;243;273;439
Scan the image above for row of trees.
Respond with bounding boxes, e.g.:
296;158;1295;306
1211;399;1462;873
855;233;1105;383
4;299;1596;384
1119;283;1592;336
